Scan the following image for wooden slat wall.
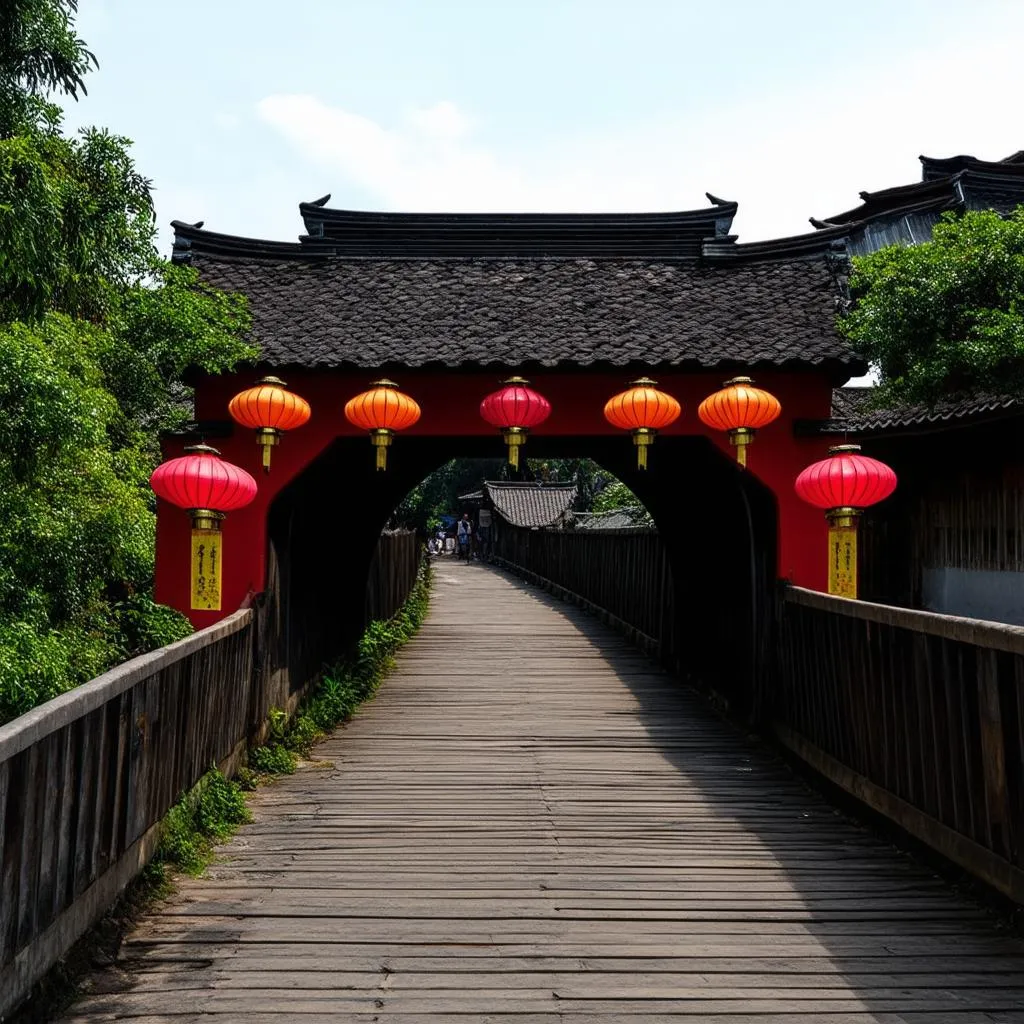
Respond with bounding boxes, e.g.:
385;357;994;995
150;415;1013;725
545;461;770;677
491;525;677;668
0;529;422;1018
912;466;1024;574
365;531;422;625
776;585;1024;903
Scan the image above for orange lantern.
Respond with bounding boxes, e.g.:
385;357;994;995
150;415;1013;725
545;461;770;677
603;378;681;470
698;376;781;468
344;379;421;471
228;376;311;473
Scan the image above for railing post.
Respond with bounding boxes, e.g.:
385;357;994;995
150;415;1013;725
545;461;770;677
976;648;1011;861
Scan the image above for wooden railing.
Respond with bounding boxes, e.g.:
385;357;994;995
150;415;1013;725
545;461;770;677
366;530;421;623
0;530;421;1017
492;525;676;666
776;586;1024;903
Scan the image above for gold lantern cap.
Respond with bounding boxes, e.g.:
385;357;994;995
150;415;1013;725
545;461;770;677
369;378;400;389
828;443;862;455
723;375;754;387
627;376;658;387
255;375;288;387
183;443;221;456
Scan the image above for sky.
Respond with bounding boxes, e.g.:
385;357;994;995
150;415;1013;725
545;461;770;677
64;0;1024;262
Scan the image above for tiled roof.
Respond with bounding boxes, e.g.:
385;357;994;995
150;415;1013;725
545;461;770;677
484;483;576;528
813;152;1024;231
178;247;858;372
826;387;1023;435
571;508;652;530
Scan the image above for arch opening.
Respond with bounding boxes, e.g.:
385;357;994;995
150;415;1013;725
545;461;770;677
264;433;777;715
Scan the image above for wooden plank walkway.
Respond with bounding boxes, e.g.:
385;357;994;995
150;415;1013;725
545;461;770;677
63;563;1024;1022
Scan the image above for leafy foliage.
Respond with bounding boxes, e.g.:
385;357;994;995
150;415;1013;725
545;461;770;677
0;0;255;722
395;458;506;530
840;208;1024;404
0;0;94;129
590;479;653;525
155;768;250;876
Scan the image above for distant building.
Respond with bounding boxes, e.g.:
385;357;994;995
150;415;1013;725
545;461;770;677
809;152;1024;257
459;482;577;531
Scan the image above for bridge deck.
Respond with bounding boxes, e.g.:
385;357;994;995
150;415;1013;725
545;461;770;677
65;564;1024;1022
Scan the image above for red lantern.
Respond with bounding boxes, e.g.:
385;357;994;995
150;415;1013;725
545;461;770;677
228;376;311;473
480;377;551;469
150;445;258;611
698;376;781;467
344;379;421;471
795;444;897;599
603;378;681;470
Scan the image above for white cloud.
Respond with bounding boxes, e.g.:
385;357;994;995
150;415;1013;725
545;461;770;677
256;24;1024;241
257;95;525;211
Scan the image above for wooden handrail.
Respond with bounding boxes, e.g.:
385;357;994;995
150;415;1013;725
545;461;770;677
778;585;1024;902
785;584;1024;655
0;608;253;763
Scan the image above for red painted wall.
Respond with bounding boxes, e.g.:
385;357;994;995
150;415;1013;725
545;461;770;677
155;369;837;628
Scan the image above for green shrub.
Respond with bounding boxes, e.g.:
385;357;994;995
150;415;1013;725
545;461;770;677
155;768;250;876
196;769;251;839
249;743;297;775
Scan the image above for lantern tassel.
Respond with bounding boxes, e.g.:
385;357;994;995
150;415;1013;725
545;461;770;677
729;427;754;468
256;428;279;474
503;427;527;470
370;429;393;472
632;428;655;471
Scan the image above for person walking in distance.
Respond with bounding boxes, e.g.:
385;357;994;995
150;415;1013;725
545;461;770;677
457;513;473;561
476;506;492;561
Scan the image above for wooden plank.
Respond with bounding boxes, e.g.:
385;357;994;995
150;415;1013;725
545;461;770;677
62;564;1024;1022
977;647;1011;859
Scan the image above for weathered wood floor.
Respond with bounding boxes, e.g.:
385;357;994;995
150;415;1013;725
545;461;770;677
65;563;1024;1022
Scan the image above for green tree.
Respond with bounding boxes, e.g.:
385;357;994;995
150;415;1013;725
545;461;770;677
395;458;506;531
589;479;652;526
0;1;254;721
840;208;1024;405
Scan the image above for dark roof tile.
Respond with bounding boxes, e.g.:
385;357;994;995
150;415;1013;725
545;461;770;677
828;386;1023;434
187;251;859;372
484;482;576;528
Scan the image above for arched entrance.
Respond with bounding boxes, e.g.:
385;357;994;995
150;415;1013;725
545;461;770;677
155;202;865;697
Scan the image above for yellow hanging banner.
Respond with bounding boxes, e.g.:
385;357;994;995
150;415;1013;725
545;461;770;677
190;529;222;611
828;523;857;599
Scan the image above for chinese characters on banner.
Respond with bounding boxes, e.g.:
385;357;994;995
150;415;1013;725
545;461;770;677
191;530;223;610
828;524;857;599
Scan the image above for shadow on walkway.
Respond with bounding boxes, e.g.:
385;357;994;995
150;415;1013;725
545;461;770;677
60;561;1024;1023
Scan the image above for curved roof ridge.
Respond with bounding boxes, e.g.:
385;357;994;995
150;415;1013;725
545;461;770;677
171;220;328;262
704;224;850;261
920;153;1024;180
816;176;961;227
298;200;739;258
